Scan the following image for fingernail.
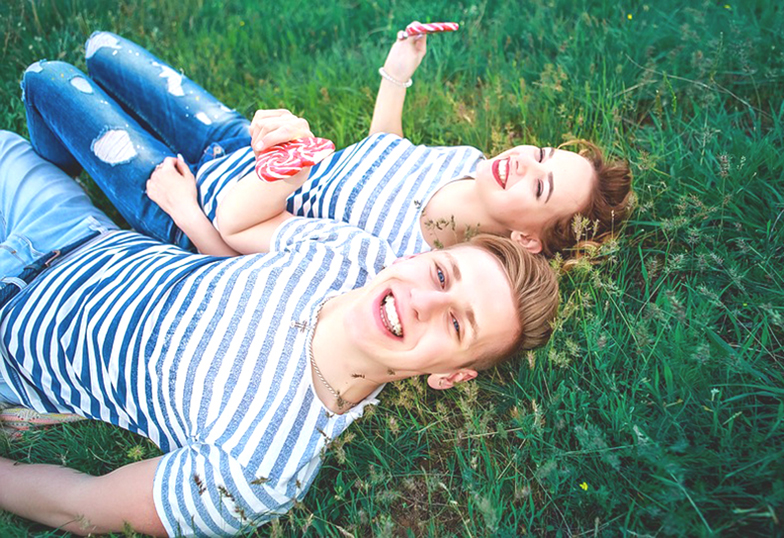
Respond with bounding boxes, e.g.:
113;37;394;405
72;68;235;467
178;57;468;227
177;153;184;161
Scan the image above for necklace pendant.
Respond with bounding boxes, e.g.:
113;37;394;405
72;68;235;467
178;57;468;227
290;320;309;332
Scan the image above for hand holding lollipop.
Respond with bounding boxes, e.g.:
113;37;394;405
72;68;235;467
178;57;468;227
249;109;335;182
382;20;459;87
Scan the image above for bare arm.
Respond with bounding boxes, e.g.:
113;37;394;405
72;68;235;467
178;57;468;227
146;156;240;256
0;455;166;536
215;109;317;253
369;31;427;137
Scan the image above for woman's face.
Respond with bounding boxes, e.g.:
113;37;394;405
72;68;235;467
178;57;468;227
474;145;595;251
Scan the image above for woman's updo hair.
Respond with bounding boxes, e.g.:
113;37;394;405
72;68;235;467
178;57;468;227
540;140;633;261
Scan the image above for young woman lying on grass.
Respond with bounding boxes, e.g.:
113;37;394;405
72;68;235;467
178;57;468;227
27;30;632;260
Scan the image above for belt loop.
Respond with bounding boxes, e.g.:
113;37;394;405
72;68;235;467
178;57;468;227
43;249;61;268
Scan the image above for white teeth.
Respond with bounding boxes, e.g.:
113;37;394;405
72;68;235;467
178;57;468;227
498;158;508;186
383;294;403;337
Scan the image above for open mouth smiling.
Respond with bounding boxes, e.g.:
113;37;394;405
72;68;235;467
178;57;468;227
380;292;403;338
492;157;510;189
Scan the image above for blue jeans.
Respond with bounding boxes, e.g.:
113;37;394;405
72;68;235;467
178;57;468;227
0;373;19;405
21;31;251;248
0;131;117;405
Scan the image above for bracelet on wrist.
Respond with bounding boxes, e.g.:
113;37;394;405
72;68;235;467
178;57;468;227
378;67;413;88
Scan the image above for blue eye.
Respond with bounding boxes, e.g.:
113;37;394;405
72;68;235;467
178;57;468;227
452;316;461;335
436;266;445;287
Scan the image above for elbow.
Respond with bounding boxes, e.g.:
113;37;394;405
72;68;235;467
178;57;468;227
214;206;231;234
214;205;243;237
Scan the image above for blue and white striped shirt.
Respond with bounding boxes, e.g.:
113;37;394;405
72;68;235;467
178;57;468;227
0;218;393;537
197;133;484;257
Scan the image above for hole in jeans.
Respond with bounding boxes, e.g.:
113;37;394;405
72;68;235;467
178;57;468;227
152;62;184;97
195;112;212;125
70;77;93;94
91;129;137;165
25;61;44;74
85;32;122;59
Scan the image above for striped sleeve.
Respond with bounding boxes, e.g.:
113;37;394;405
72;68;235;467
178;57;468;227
271;217;396;270
154;443;297;537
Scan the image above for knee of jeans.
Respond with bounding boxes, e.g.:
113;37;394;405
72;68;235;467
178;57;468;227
22;60;79;86
23;60;45;77
85;31;122;61
20;60;45;101
22;61;95;102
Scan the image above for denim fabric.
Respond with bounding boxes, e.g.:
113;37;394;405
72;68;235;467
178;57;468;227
21;60;188;246
0;130;114;406
85;31;251;165
21;32;251;249
0;374;20;405
0;131;116;281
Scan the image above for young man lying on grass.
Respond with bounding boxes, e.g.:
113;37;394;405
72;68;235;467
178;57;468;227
0;130;558;537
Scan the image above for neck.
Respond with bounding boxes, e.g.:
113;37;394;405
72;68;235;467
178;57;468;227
310;293;386;414
421;179;507;248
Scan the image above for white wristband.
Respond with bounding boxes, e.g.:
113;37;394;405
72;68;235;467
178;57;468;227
378;67;413;88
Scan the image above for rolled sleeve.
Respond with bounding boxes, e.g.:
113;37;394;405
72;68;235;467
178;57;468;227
153;443;293;537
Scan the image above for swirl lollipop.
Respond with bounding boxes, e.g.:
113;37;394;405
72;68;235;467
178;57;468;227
403;22;459;38
255;137;335;182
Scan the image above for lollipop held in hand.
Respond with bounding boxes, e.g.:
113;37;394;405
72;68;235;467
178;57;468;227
403;22;459;38
255;137;335;182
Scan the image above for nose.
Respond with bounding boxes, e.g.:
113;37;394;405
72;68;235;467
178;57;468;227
512;153;543;177
410;288;450;321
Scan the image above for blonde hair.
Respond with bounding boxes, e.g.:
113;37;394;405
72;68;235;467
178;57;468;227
460;234;559;370
541;140;633;262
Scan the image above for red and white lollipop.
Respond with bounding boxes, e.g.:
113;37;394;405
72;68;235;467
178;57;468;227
255;137;335;182
403;22;459;38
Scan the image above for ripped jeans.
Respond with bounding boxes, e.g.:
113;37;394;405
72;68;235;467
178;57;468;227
21;31;251;248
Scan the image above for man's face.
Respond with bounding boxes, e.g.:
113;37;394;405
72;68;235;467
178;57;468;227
344;246;520;386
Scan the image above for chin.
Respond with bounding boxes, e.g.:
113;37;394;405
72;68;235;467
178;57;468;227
476;159;493;179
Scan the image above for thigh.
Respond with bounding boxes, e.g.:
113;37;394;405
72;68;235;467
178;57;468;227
0;131;117;278
85;31;251;164
21;61;188;247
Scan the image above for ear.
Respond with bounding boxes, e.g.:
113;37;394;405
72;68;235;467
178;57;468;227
510;230;542;254
427;369;478;390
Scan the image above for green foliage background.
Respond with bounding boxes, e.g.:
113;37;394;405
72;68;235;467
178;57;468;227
1;0;783;536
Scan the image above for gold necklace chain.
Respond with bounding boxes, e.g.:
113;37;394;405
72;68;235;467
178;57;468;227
301;300;357;410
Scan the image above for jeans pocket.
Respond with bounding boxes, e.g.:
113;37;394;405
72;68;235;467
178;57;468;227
198;136;251;169
0;234;46;278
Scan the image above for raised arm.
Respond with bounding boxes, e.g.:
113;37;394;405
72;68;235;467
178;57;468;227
215;109;316;253
0;455;165;536
146;156;240;256
369;31;427;137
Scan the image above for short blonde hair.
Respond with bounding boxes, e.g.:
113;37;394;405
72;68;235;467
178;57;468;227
459;234;559;370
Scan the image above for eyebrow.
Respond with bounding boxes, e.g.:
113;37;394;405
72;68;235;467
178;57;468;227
444;251;461;281
443;252;479;338
545;172;554;203
548;147;555;159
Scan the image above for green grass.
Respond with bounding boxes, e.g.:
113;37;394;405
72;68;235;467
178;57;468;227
1;0;783;536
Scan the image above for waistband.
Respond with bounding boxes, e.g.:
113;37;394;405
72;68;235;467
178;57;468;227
0;231;101;309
